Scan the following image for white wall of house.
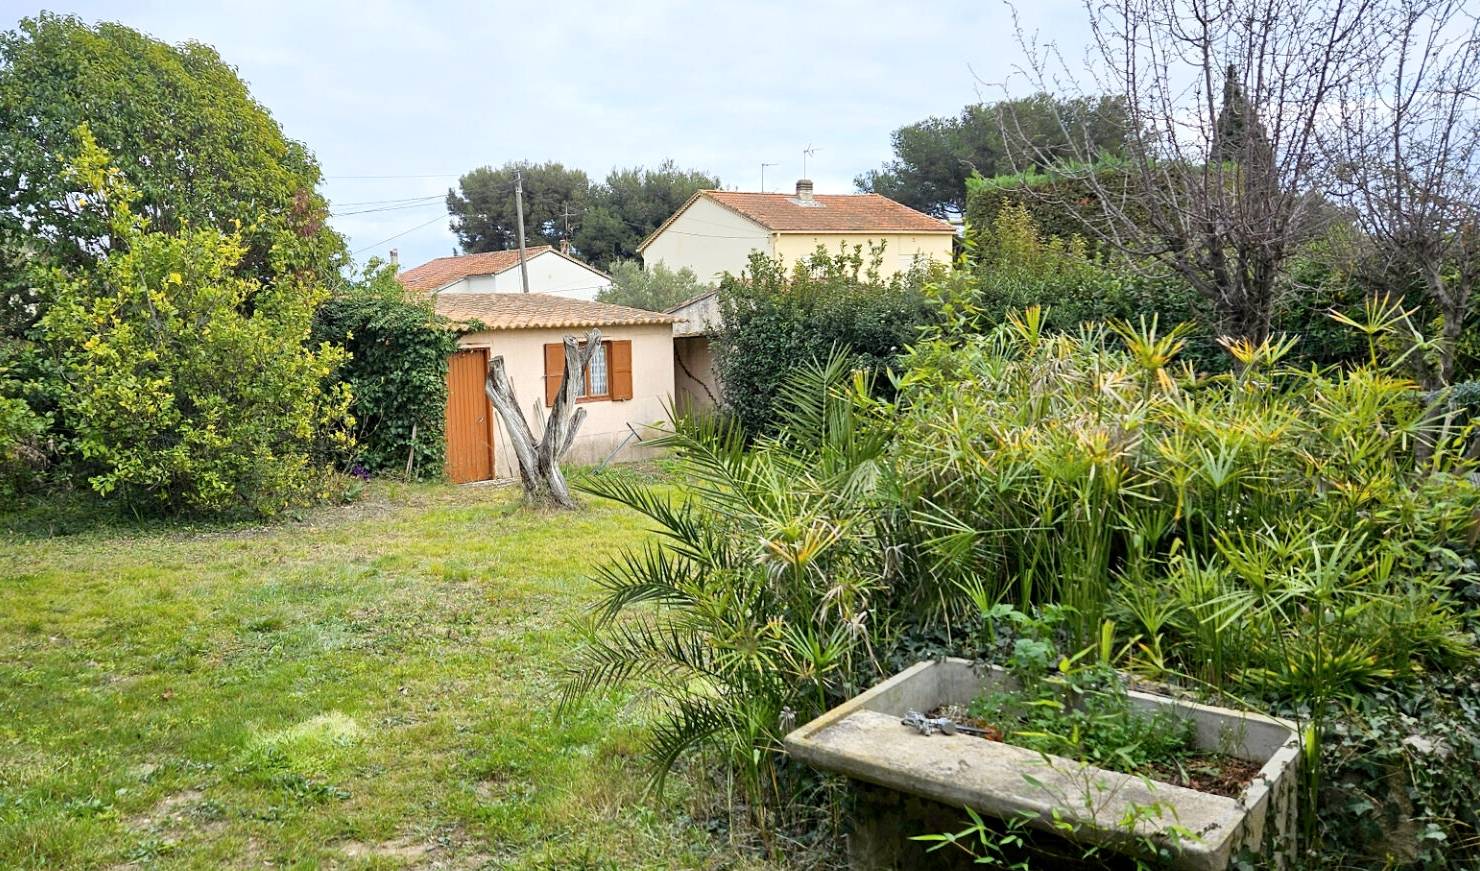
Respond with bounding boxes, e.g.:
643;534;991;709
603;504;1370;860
438;251;611;300
640;197;772;284
674;335;718;413
455;322;674;477
669;291;721;337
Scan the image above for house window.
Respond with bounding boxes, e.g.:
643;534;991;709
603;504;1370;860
578;341;610;400
543;338;633;406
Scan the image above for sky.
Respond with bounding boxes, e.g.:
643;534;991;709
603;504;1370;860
3;0;1093;270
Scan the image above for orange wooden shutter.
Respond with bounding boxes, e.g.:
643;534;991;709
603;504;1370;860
610;339;633;401
543;343;563;407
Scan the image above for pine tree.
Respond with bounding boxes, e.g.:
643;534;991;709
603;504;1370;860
1211;65;1271;166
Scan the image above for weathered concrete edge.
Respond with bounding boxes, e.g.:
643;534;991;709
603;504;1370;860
783;658;1302;869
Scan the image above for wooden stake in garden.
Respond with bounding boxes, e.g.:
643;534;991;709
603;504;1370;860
484;328;600;509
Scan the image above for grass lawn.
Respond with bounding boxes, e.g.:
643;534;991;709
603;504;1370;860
0;480;774;870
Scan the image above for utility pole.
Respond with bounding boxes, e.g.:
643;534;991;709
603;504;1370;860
514;170;531;294
760;162;778;192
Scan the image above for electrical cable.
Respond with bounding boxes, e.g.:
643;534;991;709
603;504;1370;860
351;214;449;255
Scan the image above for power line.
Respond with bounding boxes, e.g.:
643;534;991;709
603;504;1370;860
331;200;447;217
327;173;461;180
332;194;445;208
351;214;449;256
660;228;768;240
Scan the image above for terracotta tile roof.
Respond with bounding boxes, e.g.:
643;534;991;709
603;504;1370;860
639;190;953;251
434;293;678;331
398;246;553;291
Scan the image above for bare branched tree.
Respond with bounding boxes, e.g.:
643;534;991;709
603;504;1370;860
1325;0;1480;390
484;329;600;509
1008;0;1391;344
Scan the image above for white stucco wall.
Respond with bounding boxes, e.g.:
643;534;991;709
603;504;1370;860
456;323;674;476
674;335;718;413
669;291;721;337
438;250;611;300
640;196;772;284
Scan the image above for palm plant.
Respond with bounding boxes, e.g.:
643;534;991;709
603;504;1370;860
562;351;895;840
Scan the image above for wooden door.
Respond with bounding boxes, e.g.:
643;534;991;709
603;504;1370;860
445;349;494;483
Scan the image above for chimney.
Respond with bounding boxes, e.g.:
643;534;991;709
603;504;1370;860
795;179;814;202
389;248;399;268
560;239;571;255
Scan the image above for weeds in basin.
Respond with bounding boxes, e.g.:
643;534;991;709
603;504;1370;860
962;606;1203;781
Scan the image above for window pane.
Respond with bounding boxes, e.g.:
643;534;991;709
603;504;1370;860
588;342;609;396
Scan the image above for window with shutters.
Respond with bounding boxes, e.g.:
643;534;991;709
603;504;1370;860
544;338;634;406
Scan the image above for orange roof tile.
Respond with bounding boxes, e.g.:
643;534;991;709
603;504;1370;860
398;246;553;291
638;190;953;251
434;293;678;331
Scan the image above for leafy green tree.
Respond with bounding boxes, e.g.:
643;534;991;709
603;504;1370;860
38;130;351;516
596;260;710;312
575;161;718;266
856;94;1127;218
447;161;590;252
0;13;344;334
313;261;457;479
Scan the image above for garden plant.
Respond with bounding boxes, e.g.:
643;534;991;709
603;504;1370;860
571;294;1480;867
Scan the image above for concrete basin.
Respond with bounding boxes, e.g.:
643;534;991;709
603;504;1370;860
783;658;1300;870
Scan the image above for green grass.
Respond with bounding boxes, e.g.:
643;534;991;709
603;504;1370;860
0;480;774;870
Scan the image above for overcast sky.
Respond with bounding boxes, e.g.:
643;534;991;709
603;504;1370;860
5;0;1092;269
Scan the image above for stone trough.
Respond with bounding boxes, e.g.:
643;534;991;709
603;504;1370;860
783;658;1301;870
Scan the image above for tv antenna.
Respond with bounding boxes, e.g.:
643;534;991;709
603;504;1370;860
760;162;779;192
802;144;820;178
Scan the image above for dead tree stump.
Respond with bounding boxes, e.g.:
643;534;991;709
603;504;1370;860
484;328;600;509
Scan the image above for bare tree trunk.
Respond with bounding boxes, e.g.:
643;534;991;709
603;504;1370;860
484;329;600;509
1005;0;1384;346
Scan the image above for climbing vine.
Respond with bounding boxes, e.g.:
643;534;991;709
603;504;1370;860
314;261;457;479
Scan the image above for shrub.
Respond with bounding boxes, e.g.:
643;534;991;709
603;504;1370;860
714;245;942;435
578;257;1480;862
964;162;1138;256
596;260;710;312
0;357;45;495
314;261;456;478
885;309;1480;857
942;203;1215;367
964;179;1384;373
37;130;351;516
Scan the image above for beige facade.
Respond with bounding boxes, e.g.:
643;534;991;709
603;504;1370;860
772;232;954;277
639;186;956;283
454;322;674;476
